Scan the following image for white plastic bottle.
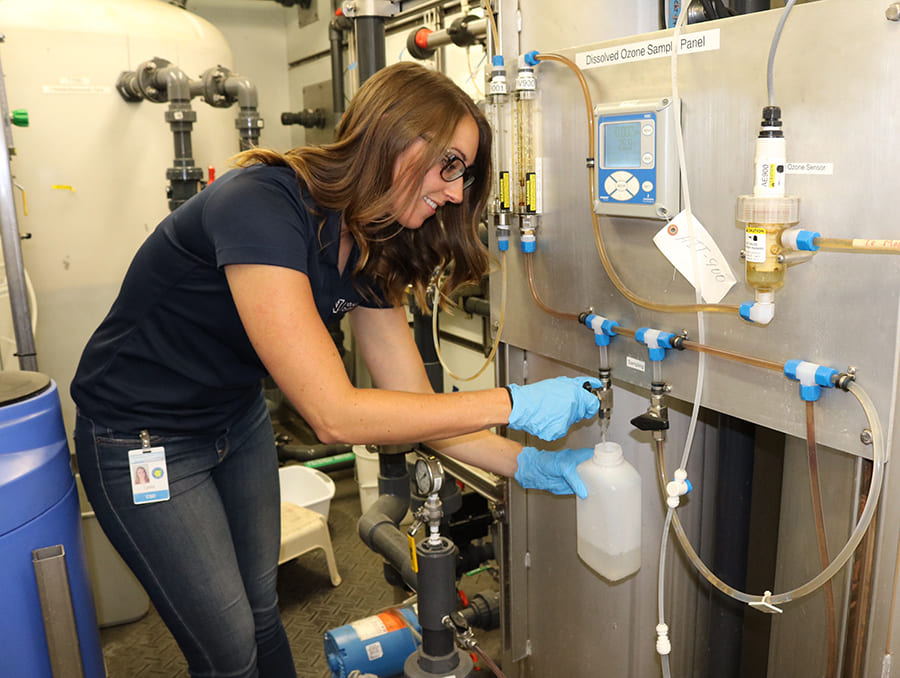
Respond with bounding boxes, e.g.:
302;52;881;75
576;441;642;581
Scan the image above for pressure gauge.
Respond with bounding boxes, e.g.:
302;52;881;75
414;456;444;495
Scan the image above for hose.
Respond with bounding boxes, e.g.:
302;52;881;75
523;252;579;321
814;238;900;254
806;401;838;678
472;642;508;678
432;253;508;382
481;0;501;57
658;505;675;678
654;381;886;608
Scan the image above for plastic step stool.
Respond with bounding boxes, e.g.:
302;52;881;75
278;502;341;586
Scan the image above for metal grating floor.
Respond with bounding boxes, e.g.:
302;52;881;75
98;467;502;678
100;468;397;677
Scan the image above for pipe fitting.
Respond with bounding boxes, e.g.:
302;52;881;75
666;469;693;508
519;214;537;253
784;360;839;402
739;290;775;325
656;623;671;656
781;227;820;252
635;327;675;361
582;313;620;347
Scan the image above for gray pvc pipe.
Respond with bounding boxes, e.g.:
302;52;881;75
358;493;418;590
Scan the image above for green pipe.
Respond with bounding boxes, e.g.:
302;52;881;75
304;452;356;469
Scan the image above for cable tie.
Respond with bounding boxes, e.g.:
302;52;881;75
748;590;783;614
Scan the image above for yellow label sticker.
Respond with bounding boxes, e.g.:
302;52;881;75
499;171;510;211
407;533;419;573
525;172;537;213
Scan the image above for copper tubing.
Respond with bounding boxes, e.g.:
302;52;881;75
481;0;501;56
524;252;579;320
806;401;838;678
679;338;783;372
844;460;878;678
535;52;741;317
613;325;636;340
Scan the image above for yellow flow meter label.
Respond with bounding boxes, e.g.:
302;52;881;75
525;172;537;213
499;171;511;211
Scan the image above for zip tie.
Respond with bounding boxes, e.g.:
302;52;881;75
748;590;783;614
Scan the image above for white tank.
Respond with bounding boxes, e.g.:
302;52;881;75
0;0;238;442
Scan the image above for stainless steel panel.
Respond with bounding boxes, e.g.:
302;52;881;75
504;352;717;677
491;2;900;676
491;1;900;457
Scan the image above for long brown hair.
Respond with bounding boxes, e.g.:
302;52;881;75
233;62;492;309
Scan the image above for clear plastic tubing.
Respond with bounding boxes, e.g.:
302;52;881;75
814;237;900;254
658;380;886;606
524;252;578;320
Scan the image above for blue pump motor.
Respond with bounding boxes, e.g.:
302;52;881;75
324;605;421;678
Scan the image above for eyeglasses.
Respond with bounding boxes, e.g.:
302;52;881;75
439;153;475;190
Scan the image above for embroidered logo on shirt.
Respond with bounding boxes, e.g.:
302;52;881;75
333;298;358;315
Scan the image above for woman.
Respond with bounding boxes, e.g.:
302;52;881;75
72;62;599;677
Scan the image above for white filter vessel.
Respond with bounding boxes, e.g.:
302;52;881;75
0;0;235;443
576;441;642;581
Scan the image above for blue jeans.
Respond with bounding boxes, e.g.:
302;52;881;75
74;391;297;678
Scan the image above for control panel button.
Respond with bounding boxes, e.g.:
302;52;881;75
642;180;654;192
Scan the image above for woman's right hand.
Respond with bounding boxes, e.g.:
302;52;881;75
507;376;601;441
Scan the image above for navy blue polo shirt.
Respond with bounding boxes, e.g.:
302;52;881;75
71;164;387;434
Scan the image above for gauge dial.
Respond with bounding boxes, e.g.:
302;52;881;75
414;456;444;495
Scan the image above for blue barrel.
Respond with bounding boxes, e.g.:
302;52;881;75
324;605;421;678
0;372;105;678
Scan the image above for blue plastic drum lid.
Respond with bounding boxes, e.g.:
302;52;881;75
0;372;73;536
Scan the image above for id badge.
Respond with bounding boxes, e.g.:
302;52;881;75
128;446;170;504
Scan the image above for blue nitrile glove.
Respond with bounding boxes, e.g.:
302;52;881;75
514;446;594;499
507;376;602;441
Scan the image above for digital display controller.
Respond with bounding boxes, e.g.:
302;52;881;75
603;121;642;169
593;97;679;219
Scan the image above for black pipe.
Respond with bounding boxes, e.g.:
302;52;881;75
458;591;500;631
413;304;443;393
415;538;459;667
329;14;353;116
355;15;386;83
732;0;769;12
461;296;490;318
707;414;755;677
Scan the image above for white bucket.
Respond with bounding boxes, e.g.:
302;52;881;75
278;465;336;520
353;445;379;513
